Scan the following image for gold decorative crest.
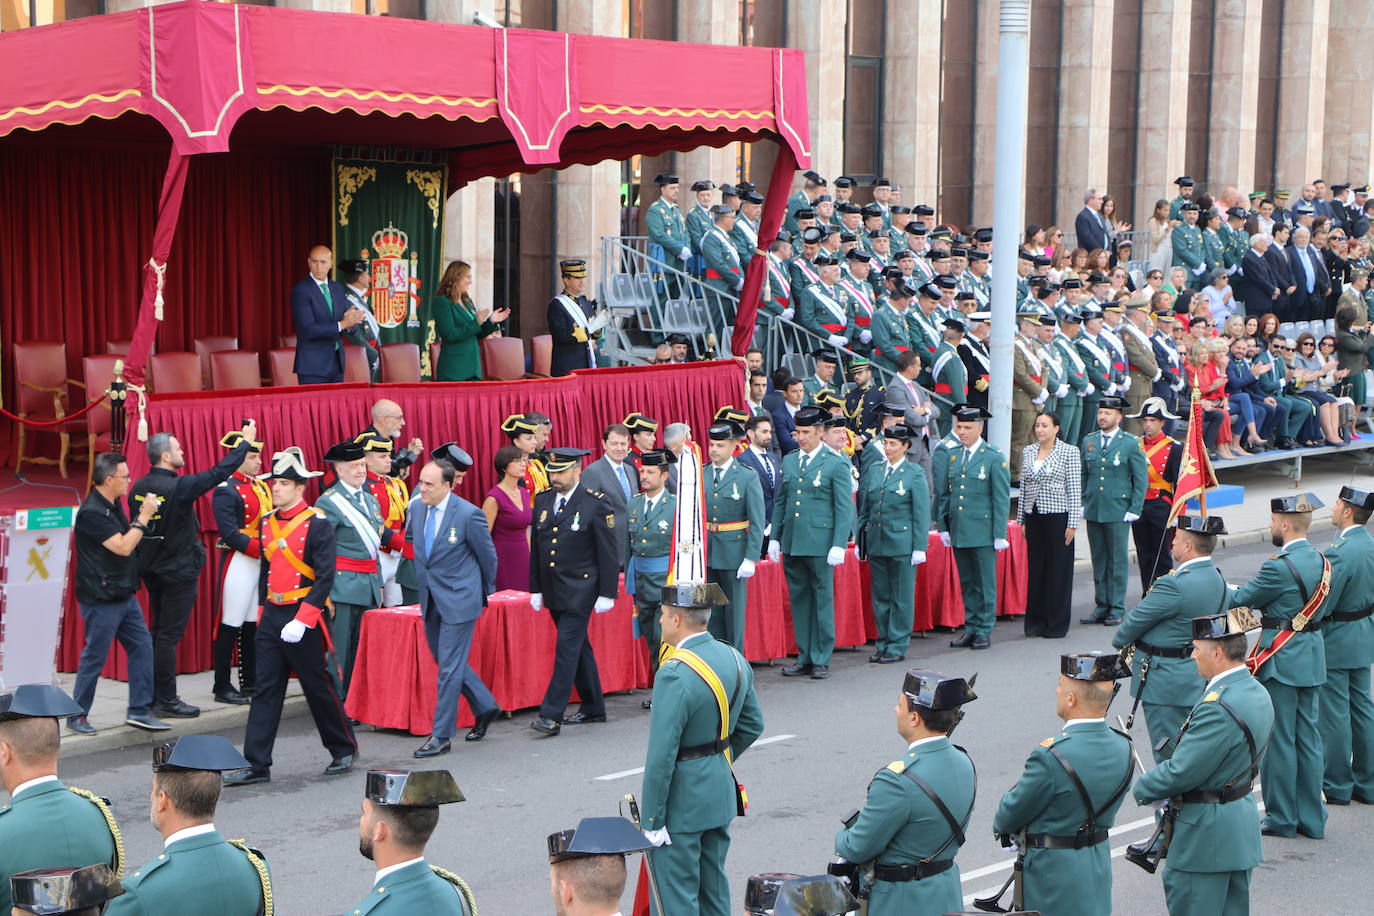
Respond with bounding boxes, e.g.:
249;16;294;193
406;168;444;229
606;514;616;529
336;165;377;226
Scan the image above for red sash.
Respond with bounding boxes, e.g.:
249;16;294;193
1245;556;1332;674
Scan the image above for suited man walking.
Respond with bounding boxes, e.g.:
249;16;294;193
291;245;367;384
409;459;502;759
1074;189;1109;253
580;424;639;567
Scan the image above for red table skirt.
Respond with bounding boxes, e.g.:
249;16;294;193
346;525;1026;734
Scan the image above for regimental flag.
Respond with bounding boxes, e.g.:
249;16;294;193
1167;386;1219;527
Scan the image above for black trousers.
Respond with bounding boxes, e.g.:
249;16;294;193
1023;511;1074;638
538;605;605;721
243;604;356;771
1132;516;1175;594
143;574;200;703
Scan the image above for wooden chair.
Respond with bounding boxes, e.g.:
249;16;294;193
268;349;298;386
380;343;422;383
343;345;372;383
81;354;121;486
147;352;202;394
481;336;527;381
194;336;239;387
13;341;87;477
428;341;442;379
530;335;553;377
209;350;263;390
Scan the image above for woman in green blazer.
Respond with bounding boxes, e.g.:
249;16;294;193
432;260;509;381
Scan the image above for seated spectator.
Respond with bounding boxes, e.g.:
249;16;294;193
1290;331;1346;446
1202;269;1236;325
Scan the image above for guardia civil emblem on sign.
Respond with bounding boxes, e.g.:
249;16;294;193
363;224;421;329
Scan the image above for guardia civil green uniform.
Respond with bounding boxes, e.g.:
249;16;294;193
857;426;930;661
929;333;968;439
1079;405;1147;624
626;461;677;671
686;203;715;258
642;593;765;916
801;352;841;405
1167;178;1194;221
704;429;765;649
1319;487;1374;803
1072;316;1113;445
1052;316;1089;444
993;653;1135;916
701;215;744;321
1229;493;1334;838
936;409;1010;644
770;408;855;673
645;177;688;261
1133;612;1274;916
1171;206;1207;289
869;288;916;373
834;671;976;916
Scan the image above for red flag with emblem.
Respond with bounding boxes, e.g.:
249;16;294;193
1167;385;1219;527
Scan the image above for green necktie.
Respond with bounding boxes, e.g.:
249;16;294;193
319;281;332;307
799;454;811;476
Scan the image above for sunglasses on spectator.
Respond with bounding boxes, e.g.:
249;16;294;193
1300;341;1315;347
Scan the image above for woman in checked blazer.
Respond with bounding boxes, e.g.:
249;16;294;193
1017;411;1082;638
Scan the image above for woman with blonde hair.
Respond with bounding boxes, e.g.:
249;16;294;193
432;260;509;381
1147;198;1174;271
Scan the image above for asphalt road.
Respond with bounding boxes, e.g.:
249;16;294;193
55;534;1374;915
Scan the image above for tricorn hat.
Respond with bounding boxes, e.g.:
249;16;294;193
219;430;263;452
902;670;977;710
1176;514;1228;535
638;448;677;467
10;864;124;916
661;582;728;610
323;440;366;464
0;685;83;722
1193;607;1261;640
432;443;473;470
1061;651;1131;682
707;420;745;441
151;735;250;772
547;817;651;864
772;874;862;916
264;446;321;481
365;769;465;807
1126;396;1180;421
1339;486;1374;510
744;873;803;914
1271;492;1323;514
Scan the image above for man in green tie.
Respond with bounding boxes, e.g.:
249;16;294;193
292;245;367;384
704;421;765;650
1079;395;1147;626
858;424;929;663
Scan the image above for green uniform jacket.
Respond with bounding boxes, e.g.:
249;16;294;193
1202;228;1226;274
1079;430;1147;522
641;632;764;832
0;780;119;914
317;483;391;608
1072;332;1113;393
1054;334;1091;394
1321;526;1374;669
646;198;688;256
627;491;676;600
993;722;1134;916
1112;559;1226;706
685;204;714;256
905;307;942;358
930;341;968;403
798;282;856;341
936;441;1010;547
834;737;974;916
1230;540;1332;687
1168;194;1190;221
730;215;759;266
1171;223;1205;272
870;302;913;370
348;860;473;914
771;447;854;556
432;294;499;381
1133;669;1274;873
760;253;793;317
802;373;838;405
706;461;765;569
858;458;930;556
108;830;268;916
701;226;743;291
788;256;820;306
1220;224;1247;268
783;190;811;233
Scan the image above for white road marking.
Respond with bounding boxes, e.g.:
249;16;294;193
593;734;796;781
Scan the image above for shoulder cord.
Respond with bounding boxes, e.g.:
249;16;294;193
432;866;478;916
227;840;274;916
68;788;124;876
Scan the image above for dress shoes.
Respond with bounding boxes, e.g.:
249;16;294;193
214;689;252;706
414;737;451;758
1079;615;1105;625
530;717;562;736
971;635;990;650
154;698;200;718
877;653;905;664
563;712;607;725
868;651;884;663
781;663;814;677
1101;616;1123;626
125;714;171;732
1325;796;1351;806
222;767;270;787
949;632;975;648
641;699;653;710
1260;826;1295;838
466;707;501;741
324;754;356;776
66;716;96;736
810;665;830;679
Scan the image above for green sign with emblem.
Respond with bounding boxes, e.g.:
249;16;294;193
15;506;77;531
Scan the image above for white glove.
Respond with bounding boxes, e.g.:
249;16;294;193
1172;377;1186;392
1032;390;1048;405
280;620;307;644
529;593;544;611
859;329;873;344
1124;512;1140;523
938;531;951;548
1104;382;1117;397
678;247;691;260
1121;377;1132;392
764;523;772;537
1055;384;1069;399
781;307;795;321
767;540;782;563
594;596;616;613
911;550;926;566
737;558;756;579
1006;839;1020;854
827;334;849;348
1151;368;1162;382
643;828;672;847
826;546;846;567
993;538;1009;552
1192;265;1205;276
735;279;745;291
1084;383;1096;396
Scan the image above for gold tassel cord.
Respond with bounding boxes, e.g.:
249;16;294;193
431;866;478;916
68;788;125;877
228;840;274;916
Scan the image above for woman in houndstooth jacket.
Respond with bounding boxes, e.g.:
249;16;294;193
1017;411;1083;638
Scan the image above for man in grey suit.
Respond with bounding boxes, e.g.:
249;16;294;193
884;350;939;490
579;423;639;567
408;459;502;758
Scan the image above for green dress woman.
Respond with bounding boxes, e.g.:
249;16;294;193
432;260;509;381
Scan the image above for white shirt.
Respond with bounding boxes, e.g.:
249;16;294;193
885;458;906;474
798;444;824;464
339;480;364;499
711;458;734;478
642;490;665;515
963;439;982;463
1205;665;1247;693
374;856;427;887
906;735;946;751
1176;556;1211;573
1341;525;1362;537
1063;717;1106;728
677;631;712;650
10;774;59;800
1281;537;1308;551
554;484;580;515
1099;428;1119;448
165;823;217;849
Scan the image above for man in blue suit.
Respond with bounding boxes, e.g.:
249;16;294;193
407;458;502;758
1074;189;1109;253
738;414;782;528
291;245;367;384
770;376;805;454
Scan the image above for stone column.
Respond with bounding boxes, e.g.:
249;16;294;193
969;0;1001;226
884;0;946;210
1055;0;1114;226
1206;0;1262;194
1274;0;1331;189
1323;0;1374;183
1133;0;1192;227
787;0;848;185
678;0;743;186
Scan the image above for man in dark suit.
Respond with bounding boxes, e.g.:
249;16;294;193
291;245;367;384
1287;227;1330;321
1075;189;1109;252
548;259;601;376
579;423;639;568
408;459;501;759
1237;234;1280;316
738;414;782;548
770;376;805;454
529;449;621;736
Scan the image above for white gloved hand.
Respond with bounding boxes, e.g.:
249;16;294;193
737;558;756;579
1193;265;1206;276
767;540;782;563
1084;383;1096;396
1124;512;1140;523
1172;377;1186;392
859;329;873;344
781;307;795;321
594;596;616;613
993;538;1010;552
679;247;691;260
1056;384;1069;399
1151;369;1163;382
735;279;745;291
280;620;307;644
911;550;926;566
1032;390;1048;405
826;546;847;567
938;531;952;548
529;593;544;611
643;828;672;847
827;334;849;348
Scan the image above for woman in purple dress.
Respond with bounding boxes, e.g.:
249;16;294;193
481;445;533;592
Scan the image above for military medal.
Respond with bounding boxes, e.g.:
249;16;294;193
1113;453;1121;467
447;527;457;545
571;512;581;532
813;471;823;487
539;510;548;524
978;465;987;480
896;480;906;496
658;519;669;530
730;482;741;500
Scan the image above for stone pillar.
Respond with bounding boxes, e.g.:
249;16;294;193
1206;0;1262;194
1133;0;1192;227
1055;0;1114;226
884;0;946;211
969;0;1001;226
1274;0;1331;189
678;0;742;186
1323;0;1374;183
787;0;848;185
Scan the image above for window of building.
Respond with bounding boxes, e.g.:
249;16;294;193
843;0;884;186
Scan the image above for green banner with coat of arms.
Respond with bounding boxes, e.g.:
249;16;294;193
332;148;447;377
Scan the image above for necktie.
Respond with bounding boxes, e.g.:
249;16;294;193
355;489;369;513
713;467;722;488
319;281;332;306
555;497;566;516
1102;433;1110;451
963;448;972;470
884;465;893;482
617;464;632;499
425;504;441;554
799;454;811;476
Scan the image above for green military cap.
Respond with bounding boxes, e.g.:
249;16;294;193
814;390;843;409
219;431;263;453
10;864;124;915
1061;651;1131;682
1248;191;1266;200
432;442;473;470
544;448;591;473
152;736;250;772
1339;485;1374;510
501;413;539;437
1016;307;1043;325
744;873;803;914
661;582;728;609
638;448;677;467
1176;514;1227;535
365;768;465;807
1273;189;1291;198
772;874;861;916
547;817;650;864
1192;607;1261;640
902;670;977;710
1271;492;1323;513
0;685;83;722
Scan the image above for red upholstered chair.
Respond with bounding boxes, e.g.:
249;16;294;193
343;345;371;383
428;342;442;378
81;354;121;486
268;349;298;386
148;352;202;394
107;338;155;356
194;336;239;387
210;350;263;390
14;341;88;477
381;343;422;383
481;336;526;381
277;334;298;349
530;335;553;377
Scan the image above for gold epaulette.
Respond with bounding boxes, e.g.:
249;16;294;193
885;759;907;774
68;787;125;877
431;865;478;916
228;840;273;916
1039;737;1055;748
1203;690;1220;702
